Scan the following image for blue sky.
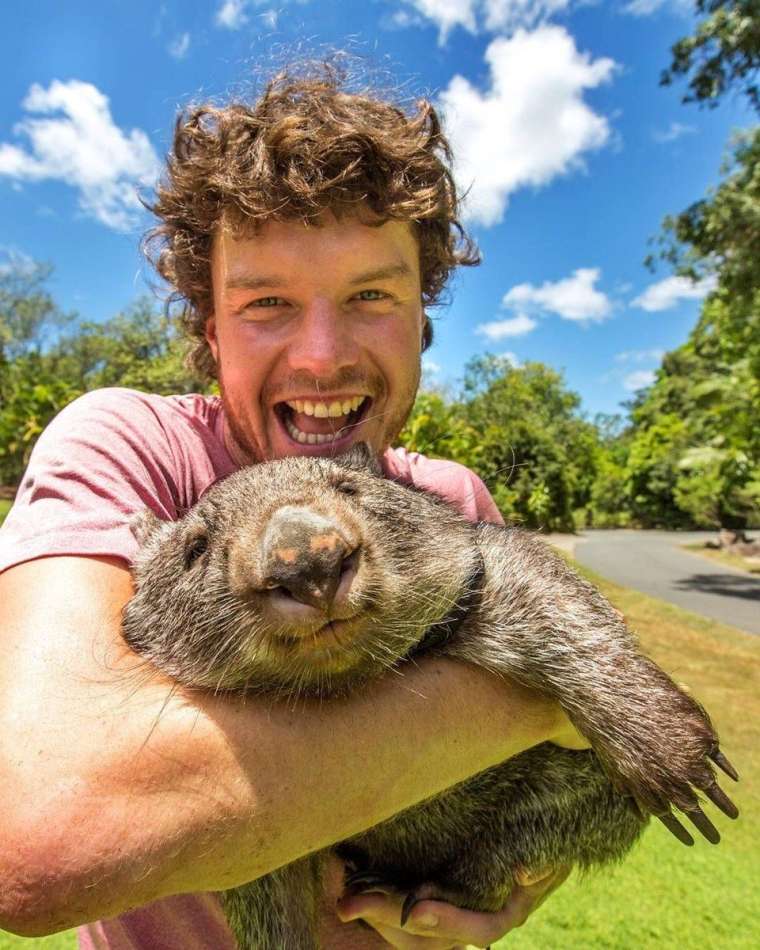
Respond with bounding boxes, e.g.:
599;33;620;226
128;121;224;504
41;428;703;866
0;0;752;418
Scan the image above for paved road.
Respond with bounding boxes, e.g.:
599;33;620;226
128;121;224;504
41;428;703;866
572;530;760;636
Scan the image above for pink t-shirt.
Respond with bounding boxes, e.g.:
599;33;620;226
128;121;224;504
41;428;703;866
0;387;502;949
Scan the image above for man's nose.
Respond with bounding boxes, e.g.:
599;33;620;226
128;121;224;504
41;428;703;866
286;299;359;377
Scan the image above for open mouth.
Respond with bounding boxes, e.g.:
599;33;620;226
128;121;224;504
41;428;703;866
275;395;371;446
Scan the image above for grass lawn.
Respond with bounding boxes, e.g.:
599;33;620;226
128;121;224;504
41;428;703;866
1;566;757;949
0;499;11;526
682;541;760;575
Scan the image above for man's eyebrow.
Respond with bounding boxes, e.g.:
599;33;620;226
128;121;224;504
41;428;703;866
224;274;286;291
347;263;415;285
224;263;414;292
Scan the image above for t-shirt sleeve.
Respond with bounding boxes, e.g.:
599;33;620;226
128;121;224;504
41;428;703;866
0;389;187;573
383;448;505;525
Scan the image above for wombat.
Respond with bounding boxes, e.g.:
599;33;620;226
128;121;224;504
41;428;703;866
122;444;739;950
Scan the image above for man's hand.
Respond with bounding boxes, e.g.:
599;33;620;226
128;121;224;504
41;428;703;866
335;864;572;948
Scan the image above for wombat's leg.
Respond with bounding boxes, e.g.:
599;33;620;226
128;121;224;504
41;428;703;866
453;526;739;844
221;855;323;950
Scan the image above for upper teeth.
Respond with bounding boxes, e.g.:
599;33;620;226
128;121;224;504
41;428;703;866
285;396;365;418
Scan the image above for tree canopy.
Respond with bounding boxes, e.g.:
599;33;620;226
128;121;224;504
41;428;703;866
661;1;760;113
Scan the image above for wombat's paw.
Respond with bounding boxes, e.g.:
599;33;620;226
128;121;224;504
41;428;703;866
600;734;739;847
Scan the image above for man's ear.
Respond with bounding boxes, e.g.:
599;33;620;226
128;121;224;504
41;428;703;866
205;316;219;362
130;509;165;547
336;442;383;476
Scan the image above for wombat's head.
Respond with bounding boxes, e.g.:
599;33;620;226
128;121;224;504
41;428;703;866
123;445;477;697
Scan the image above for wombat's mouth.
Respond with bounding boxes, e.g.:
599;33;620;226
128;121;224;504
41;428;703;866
268;616;371;666
275;397;370;446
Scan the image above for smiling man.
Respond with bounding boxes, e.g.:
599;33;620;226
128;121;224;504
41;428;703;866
0;65;582;949
208;214;425;466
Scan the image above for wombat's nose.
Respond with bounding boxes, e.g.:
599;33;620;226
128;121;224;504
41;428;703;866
261;505;356;611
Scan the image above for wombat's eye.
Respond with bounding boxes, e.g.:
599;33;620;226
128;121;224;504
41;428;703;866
335;481;358;496
184;535;209;568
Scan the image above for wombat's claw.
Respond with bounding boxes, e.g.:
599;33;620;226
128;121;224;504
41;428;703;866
683;804;721;844
709;747;739;782
344;869;394;895
400;891;422;928
704;781;740;820
658;812;695;846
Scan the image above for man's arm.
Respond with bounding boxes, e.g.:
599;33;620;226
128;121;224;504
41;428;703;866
0;555;573;937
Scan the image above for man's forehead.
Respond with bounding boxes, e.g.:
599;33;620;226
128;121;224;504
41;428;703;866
212;213;421;286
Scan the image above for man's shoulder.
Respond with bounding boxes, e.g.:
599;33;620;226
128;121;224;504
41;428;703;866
59;386;221;426
383;447;503;525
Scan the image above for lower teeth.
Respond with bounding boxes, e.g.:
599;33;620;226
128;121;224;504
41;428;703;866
285;418;345;445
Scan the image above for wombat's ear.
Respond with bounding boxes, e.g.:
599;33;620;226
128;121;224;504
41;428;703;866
130;509;165;547
336;442;382;476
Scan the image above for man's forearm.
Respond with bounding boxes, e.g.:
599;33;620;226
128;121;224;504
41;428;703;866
0;557;563;934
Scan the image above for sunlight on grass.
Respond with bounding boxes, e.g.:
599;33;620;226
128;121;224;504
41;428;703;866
0;499;11;526
682;541;760;575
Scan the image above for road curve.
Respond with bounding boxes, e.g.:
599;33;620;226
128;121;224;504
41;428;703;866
572;530;760;636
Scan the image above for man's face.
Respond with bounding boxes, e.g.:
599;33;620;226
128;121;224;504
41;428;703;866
206;212;425;464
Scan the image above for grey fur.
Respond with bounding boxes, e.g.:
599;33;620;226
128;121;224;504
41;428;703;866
123;446;734;949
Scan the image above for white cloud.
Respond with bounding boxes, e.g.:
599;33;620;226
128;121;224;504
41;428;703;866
623;369;655;391
615;348;664;364
622;0;691;16
0;247;37;278
476;313;537;339
500;350;521;367
398;1;478;42
168;32;191;60
398;1;573;40
482;0;572;33
216;0;250;29
440;26;615;226
631;275;717;312
502;267;611;322
653;121;695;144
216;0;297;30
0;80;160;231
422;357;442;374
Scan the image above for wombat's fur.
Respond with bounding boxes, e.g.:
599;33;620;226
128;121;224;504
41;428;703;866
123;445;737;950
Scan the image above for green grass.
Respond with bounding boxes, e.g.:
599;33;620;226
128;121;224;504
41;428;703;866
1;566;757;949
682;541;760;574
0;934;73;949
0;499;11;526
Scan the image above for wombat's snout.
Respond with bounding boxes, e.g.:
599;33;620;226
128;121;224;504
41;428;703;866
260;505;357;612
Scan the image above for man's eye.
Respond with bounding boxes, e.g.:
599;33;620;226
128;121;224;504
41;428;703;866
355;289;387;301
250;296;284;307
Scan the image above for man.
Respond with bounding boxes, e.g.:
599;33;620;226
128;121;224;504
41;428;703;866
0;65;585;948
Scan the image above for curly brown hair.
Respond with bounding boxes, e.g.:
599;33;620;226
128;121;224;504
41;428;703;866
144;62;480;380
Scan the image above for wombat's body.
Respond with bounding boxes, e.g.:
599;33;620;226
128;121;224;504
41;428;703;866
123;447;737;950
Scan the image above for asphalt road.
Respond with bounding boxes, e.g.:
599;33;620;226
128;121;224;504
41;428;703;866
572;530;760;636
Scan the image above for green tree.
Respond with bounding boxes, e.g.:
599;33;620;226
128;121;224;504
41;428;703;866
0;256;73;359
622;316;759;528
50;297;208;395
400;390;483;472
650;129;760;351
0;262;211;485
661;0;760;113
